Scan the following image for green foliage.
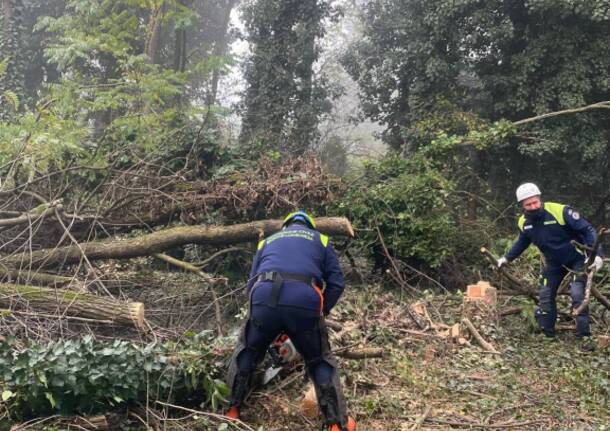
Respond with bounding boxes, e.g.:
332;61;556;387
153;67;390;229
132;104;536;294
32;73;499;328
0;0;235;186
0;334;228;421
344;0;610;219
240;0;336;153
0;0;26;120
335;154;457;268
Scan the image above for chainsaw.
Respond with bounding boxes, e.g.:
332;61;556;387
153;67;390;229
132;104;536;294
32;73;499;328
262;333;300;385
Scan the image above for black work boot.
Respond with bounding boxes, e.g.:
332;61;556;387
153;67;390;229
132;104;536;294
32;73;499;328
226;371;251;419
318;383;356;431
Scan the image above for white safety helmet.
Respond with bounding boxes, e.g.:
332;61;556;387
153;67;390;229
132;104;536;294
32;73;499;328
515;183;541;203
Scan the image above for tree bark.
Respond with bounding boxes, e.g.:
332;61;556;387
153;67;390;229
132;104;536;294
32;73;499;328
205;0;237;107
146;1;167;64
0;268;73;287
0;283;144;328
3;217;354;269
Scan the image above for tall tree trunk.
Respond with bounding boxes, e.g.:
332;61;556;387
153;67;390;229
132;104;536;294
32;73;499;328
0;0;25;119
205;0;237;107
146;1;167;64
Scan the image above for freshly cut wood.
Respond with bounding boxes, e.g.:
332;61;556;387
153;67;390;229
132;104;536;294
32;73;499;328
5;217;354;269
463;281;498;324
0;283;144;328
299;383;318;418
597;335;609;349
449;323;461;340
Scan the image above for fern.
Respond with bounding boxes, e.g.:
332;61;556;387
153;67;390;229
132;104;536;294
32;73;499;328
0;58;8;77
1;90;20;111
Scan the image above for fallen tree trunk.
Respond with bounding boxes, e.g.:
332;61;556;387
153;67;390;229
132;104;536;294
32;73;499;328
0;283;144;328
3;217;354;269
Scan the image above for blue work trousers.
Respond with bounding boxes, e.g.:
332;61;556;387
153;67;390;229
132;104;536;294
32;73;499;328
536;259;590;337
236;304;333;385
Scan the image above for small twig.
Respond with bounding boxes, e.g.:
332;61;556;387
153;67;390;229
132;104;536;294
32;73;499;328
410;405;432;430
154;400;255;431
480;247;538;301
193;246;248;269
426;417;544;429
461;318;500;354
336;347;383;359
153;252;227;336
573;227;608;315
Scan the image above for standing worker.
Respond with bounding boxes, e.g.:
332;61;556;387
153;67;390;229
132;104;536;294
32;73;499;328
497;183;603;347
225;211;356;431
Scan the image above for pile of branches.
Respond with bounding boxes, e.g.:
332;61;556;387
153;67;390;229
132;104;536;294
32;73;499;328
0;153;350;332
0;155;343;250
0;152;355;426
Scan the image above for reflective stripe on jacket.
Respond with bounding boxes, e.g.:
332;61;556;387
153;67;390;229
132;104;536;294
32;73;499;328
248;224;345;315
506;202;598;266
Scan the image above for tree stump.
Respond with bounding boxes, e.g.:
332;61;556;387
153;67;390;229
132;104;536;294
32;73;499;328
463;281;498;324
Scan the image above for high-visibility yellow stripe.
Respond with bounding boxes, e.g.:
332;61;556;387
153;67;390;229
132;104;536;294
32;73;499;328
320;234;329;247
257;240;265;250
544;202;565;225
518;215;525;231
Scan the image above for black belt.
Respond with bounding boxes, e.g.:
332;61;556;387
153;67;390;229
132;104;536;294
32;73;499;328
256;271;321;307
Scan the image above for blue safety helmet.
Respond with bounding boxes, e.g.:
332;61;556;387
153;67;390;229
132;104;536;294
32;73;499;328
283;210;316;229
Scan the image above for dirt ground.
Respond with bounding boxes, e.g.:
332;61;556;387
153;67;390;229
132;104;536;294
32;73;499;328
235;284;610;431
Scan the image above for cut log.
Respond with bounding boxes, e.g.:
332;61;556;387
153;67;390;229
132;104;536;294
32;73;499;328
4;217;354;269
449;323;461;340
0;283;144;328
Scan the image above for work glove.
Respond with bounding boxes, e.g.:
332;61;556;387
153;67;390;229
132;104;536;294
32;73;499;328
497;257;508;269
589;255;603;272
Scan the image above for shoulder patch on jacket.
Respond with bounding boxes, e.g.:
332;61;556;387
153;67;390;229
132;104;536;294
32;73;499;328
568;208;580;220
544;202;566;225
320;234;329;247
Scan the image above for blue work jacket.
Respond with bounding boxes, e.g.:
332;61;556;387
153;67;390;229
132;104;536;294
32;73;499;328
247;224;345;315
506;202;599;267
